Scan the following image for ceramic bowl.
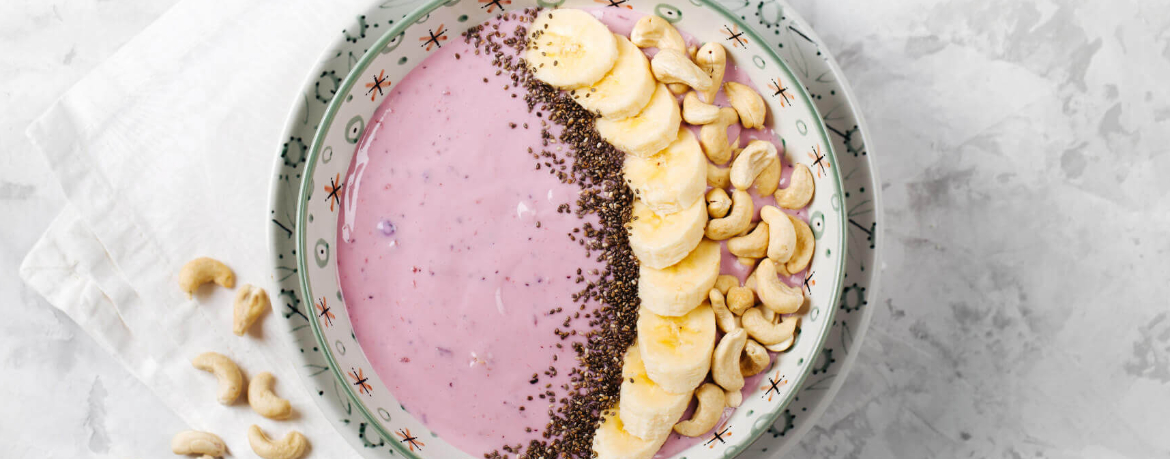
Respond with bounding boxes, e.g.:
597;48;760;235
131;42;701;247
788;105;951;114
294;0;846;457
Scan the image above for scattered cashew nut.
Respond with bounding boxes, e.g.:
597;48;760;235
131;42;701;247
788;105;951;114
233;284;271;336
786;214;815;274
705;187;731;219
172;430;227;458
737;256;759;267
179;257;235;298
709;289;739;333
699;108;739;164
765;335;797;352
707;163;731;188
248;372;293;420
248;425;308;459
754;259;804;314
714;275;740;296
741;339;770;376
756;155;781;195
724;82;767;129
651;49;712;94
726;286;755;315
730;140;779;192
759;206;796;263
742;307;799;345
712;328;748;392
728;220;769;259
705;189;753;240
682;91;721;125
192;352;244;405
775;163;815;209
673;383;726;437
630;16;687;53
695;42;726;103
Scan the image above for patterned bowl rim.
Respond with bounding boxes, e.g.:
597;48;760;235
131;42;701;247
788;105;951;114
293;0;847;457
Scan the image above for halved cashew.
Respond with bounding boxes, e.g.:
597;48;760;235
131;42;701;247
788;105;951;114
699;108;739;164
707;163;730;188
630;15;687;53
742;307;799;345
192;352;243;405
651;49;712;94
248;372;292;420
775;163;815;209
753;259;804;314
705;189;753;240
172;430;227;457
714;275;740;295
233;285;271;336
705;188;731;219
730;140;779;192
786;215;815;274
709;289;739;333
737;256;759;267
726;286;755;315
756;156;781;195
179;257;235;298
682;91;721;125
668;83;690;95
759;206;796;263
726;389;743;408
741;339;770;376
673;383;725;437
712;328;748;392
248;425;308;459
695;42;726;103
728;220;769;259
765;335;797;352
724;82;767;129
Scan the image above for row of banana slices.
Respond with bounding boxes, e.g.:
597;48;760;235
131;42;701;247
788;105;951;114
525;9;816;459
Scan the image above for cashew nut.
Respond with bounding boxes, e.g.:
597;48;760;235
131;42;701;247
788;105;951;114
694;42;727;103
728;220;768;259
765;335;797;352
179;257;235;298
742;307;799;345
726;389;743;408
707;163;730;188
248;372;293;420
712;328;748;392
682;91;721;125
786;214;815;274
741;339;770;376
705;187;731;219
705;189;752;240
673;383;725;437
192;352;243;405
726;286;755;315
756;155;781;195
172;430;226;457
775;163;815;209
714;275;740;295
709;289;739;333
724;82;767;129
759;206;796;263
730;140;779;192
699;108;739;165
737;256;759;267
233;284;271;336
248;425;308;459
630;16;686;54
651;49;712;94
754;259;804;314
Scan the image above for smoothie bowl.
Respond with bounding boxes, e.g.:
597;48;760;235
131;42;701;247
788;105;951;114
294;1;845;457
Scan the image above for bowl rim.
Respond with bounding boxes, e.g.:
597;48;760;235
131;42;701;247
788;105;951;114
293;1;848;457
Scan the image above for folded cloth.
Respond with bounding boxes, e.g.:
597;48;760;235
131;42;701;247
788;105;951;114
20;0;394;455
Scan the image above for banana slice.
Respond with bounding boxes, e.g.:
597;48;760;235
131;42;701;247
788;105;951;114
570;35;656;119
593;408;669;459
628;197;706;270
637;304;717;393
526;9;619;89
623;128;706;215
597;83;682;158
619;342;692;441
638;239;720;316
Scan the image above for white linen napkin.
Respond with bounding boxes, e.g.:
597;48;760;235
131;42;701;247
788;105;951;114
19;0;393;455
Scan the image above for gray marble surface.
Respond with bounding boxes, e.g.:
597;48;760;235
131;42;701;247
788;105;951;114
2;0;1168;457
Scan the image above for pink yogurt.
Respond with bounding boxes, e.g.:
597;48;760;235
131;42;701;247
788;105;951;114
337;9;811;458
